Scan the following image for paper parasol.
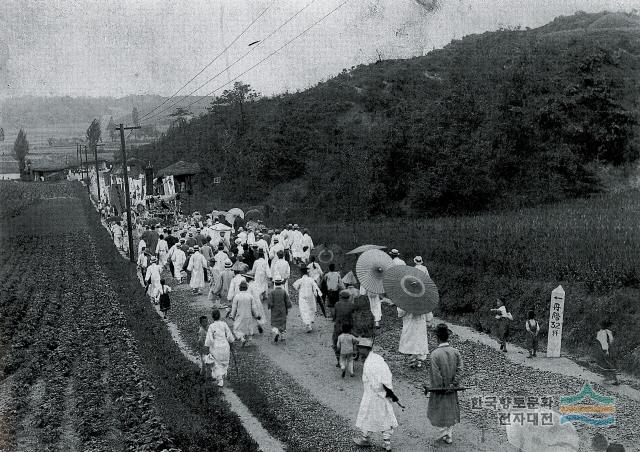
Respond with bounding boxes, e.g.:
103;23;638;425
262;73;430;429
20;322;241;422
347;244;387;255
356;249;393;294
245;209;262;221
228;208;245;219
382;265;438;314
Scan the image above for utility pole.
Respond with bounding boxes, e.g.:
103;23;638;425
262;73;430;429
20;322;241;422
93;142;105;202
83;145;89;193
117;124;141;263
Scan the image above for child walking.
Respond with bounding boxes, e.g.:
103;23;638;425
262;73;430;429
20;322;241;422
336;323;358;378
525;310;539;358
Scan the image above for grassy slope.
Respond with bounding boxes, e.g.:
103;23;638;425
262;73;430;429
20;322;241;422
297;187;640;375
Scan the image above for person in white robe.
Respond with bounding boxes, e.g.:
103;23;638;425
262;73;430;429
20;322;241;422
138;238;147;257
269;230;281;249
213;245;231;272
237;227;248;245
255;235;270;259
156;234;169;268
307;256;324;285
245;273;267;331
247;228;256;246
271;251;291;295
360;286;382;328
145;257;162;303
293;267;322;332
187;246;208;294
251;251;272;298
171;243;186;282
354;339;397;451
397;307;432;368
301;230;314;264
413;256;429;276
269;238;284;261
227;273;246;303
389;249;406;266
112;222;125;250
229;282;261;344
291;224;304;263
204;309;235;387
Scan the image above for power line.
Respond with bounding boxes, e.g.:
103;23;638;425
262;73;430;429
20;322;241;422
139;1;275;121
178;0;351;113
143;0;318;123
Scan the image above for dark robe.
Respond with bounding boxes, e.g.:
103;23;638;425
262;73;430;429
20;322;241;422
332;299;355;355
427;344;462;427
267;287;291;331
166;234;178;250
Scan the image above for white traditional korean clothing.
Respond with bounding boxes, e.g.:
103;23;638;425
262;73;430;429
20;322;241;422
415;264;429;276
291;230;304;259
391;257;406;266
227;274;246;302
361;286;382;322
156;239;169;267
272;259;291;294
247;231;256;246
145;264;162;298
237;231;248;244
213;250;231;271
171;248;186;279
187;251;208;290
204;320;235;382
356;352;398;432
269;242;284;261
301;233;314;262
307;262;324;285
138;238;146;257
230;291;261;340
293;274;321;326
252;257;271;297
397;308;429;359
256;239;270;258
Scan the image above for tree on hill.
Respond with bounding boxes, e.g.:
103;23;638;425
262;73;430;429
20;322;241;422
86;119;101;149
107;117;117;142
210;81;259;135
13;129;29;174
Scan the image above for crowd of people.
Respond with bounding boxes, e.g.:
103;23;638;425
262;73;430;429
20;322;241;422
103;208;623;451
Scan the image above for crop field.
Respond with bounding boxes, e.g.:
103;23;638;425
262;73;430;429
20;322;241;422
0;181;257;452
298;189;640;374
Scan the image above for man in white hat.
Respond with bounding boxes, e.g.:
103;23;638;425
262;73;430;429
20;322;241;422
229;281;262;346
227;267;247;303
269;237;284;262
354;338;397;451
291;224;304;265
210;260;234;305
413;256;429;277
267;274;291;343
170;239;187;283
271;250;291;295
301;229;314;264
145;256;163;303
389;249;406;266
255;233;270;259
187;245;208;295
213;243;231;272
252;250;272;301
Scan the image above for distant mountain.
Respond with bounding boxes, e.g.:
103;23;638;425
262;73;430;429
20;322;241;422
0;95;213;129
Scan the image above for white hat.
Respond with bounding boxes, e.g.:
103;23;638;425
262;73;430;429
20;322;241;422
414;256;423;264
390;249;399;256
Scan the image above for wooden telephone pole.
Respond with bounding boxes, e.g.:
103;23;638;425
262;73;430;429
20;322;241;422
93;143;105;202
117;124;141;262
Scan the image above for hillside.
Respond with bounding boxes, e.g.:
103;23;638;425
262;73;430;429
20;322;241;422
135;11;640;218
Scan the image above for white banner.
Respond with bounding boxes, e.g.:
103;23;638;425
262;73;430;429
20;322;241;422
546;285;565;358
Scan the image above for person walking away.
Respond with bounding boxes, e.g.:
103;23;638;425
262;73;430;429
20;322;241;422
301;229;314;264
397;307;429;368
138;237;147;258
389;249;405;266
200;238;213;267
336;323;358;378
324;264;344;320
166;229;178;251
198;315;210;378
267;275;291;343
147;225;159;257
427;323;462;445
353;338;397;451
413;256;429;276
595;320;620;385
212;261;235;307
307;256;324;285
213;244;230;272
272;251;291;294
293;266;322;332
491;298;513;352
525;310;540;358
171;240;187;283
137;247;149;280
291;224;304;265
227;268;247;304
252;250;272;299
156;234;169;268
204;309;235;387
158;279;171;319
112;221;125;251
187;245;208;295
360;286;383;329
343;271;360;299
255;233;270;259
145;256;162;304
244;272;265;334
229;281;261;346
332;290;356;367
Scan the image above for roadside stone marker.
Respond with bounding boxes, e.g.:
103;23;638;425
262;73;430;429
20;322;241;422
546;285;565;358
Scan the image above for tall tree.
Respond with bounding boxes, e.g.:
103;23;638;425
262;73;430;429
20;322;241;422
86;119;101;148
13;129;29;174
107;117;116;142
210;81;258;135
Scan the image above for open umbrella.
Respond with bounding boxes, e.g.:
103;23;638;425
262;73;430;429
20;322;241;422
382;265;439;314
224;212;237;226
228;208;244;219
347;244;387;255
245;209;262;221
356;249;393;294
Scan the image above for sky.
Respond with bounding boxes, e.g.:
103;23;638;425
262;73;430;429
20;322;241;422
0;0;637;99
